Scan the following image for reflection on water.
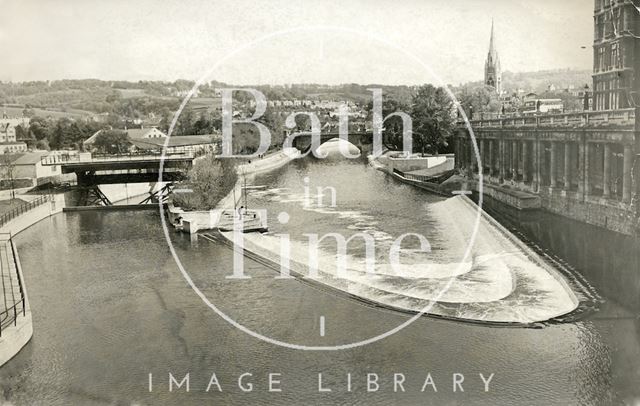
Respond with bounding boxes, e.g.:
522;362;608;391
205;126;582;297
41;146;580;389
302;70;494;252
245;159;577;323
479;195;640;313
0;159;637;404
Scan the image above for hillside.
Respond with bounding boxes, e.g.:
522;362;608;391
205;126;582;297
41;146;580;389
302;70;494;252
502;69;592;93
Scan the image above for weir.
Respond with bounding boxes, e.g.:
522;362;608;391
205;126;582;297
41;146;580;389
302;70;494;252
202;154;590;326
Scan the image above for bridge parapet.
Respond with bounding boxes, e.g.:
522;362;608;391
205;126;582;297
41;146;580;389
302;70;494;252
41;151;194;166
463;108;635;129
453;108;639;234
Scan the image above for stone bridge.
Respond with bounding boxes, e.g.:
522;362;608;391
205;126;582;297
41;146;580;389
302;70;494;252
290;131;374;152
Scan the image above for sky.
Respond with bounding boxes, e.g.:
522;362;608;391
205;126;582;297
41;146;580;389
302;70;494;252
0;0;593;85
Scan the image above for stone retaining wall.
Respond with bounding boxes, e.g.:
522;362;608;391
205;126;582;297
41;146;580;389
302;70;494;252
170;148;301;232
0;194;66;367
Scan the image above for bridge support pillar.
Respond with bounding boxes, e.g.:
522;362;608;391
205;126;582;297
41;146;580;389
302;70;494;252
564;142;572;191
498;139;504;183
522;141;529;183
533;139;541;192
470;138;478;174
487;139;496;176
479;139;486;174
578;141;586;197
504;140;509;180
550;141;557;188
531;141;537;190
585;142;592;196
603;143;611;198
623;144;633;203
511;140;518;181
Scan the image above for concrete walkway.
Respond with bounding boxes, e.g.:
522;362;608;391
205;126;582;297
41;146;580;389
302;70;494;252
0;235;31;367
0;188;33;201
0;193;66;367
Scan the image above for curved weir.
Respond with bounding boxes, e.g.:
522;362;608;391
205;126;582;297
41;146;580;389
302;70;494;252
218;152;579;325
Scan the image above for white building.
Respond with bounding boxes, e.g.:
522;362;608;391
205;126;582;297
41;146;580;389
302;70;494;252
83;127;168;149
0;117;29;143
5;151;66;186
0;142;28;154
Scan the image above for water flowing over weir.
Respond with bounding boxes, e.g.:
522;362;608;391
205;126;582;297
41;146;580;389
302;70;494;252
218;145;580;325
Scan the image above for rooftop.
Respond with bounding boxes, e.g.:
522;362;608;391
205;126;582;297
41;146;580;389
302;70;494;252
131;135;216;149
5;151;49;165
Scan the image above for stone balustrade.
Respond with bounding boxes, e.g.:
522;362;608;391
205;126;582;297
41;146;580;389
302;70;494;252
465;108;635;129
455;108;638;234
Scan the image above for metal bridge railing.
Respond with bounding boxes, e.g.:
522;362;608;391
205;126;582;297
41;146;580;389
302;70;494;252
41;151;194;165
0;195;50;229
0;233;26;337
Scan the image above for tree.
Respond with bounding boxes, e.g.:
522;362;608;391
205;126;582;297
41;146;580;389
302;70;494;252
36;139;50;151
22;105;36;118
175;108;194;135
158;107;172;133
0;154;16;199
411;85;455;155
16;124;36;148
92;130;131;154
172;156;237;210
456;84;501;118
364;96;411;150
257;108;284;149
28;116;52;140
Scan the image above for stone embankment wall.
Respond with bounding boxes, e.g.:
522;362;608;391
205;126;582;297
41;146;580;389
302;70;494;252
0;194;66;367
376;153;454;174
169;149;301;232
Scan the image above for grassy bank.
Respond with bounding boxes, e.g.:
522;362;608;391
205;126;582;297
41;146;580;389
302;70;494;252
171;156;237;210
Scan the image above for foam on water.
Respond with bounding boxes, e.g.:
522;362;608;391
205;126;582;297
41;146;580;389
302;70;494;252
235;183;578;324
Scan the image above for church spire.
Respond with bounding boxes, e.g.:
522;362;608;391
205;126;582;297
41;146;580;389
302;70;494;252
489;18;498;61
484;19;502;94
488;19;496;59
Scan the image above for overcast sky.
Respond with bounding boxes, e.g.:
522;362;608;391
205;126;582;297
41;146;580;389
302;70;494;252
0;0;593;85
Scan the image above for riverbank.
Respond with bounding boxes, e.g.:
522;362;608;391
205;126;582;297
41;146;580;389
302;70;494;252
168;148;301;232
222;193;580;325
369;153;461;196
207;152;583;325
0;182;155;368
0;193;65;367
3;156;639;404
8;201;639;404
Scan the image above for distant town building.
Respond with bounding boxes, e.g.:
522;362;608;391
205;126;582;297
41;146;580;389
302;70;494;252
130;135;217;154
592;0;640;110
0;117;29;143
83;127;215;154
4;151;68;186
484;20;502;95
0;142;27;154
83;127;167;149
124;127;166;139
523;98;564;114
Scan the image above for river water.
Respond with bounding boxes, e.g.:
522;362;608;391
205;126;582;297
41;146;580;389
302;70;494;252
0;156;639;405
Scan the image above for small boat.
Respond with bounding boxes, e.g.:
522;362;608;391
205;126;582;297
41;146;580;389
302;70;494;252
217;173;269;233
217;210;268;233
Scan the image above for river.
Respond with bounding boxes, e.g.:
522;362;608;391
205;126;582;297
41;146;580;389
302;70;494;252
0;155;638;405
